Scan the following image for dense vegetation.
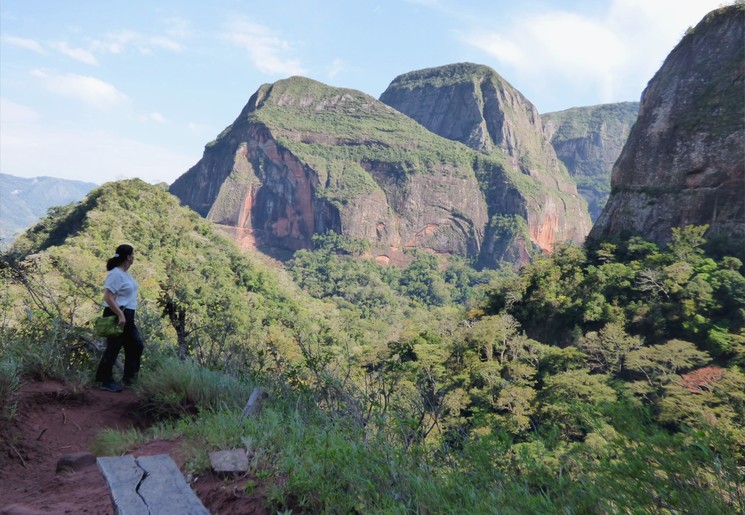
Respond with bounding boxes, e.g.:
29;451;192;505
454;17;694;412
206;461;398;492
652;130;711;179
1;180;743;513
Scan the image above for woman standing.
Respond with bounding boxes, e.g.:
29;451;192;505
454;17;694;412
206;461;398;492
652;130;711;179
95;244;144;392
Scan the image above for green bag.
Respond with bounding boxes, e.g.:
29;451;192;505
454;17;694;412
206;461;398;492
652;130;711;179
94;315;123;337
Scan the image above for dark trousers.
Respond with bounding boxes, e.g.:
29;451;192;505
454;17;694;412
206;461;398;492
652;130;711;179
95;307;144;385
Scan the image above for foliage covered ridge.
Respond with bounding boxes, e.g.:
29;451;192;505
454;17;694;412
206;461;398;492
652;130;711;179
2;175;744;513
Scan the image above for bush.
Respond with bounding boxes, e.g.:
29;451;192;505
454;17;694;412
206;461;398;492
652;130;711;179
135;357;255;420
0;359;20;421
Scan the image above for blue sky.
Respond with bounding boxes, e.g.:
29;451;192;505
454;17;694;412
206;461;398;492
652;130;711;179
0;0;727;185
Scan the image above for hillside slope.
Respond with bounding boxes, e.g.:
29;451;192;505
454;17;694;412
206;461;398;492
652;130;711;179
7;178;349;374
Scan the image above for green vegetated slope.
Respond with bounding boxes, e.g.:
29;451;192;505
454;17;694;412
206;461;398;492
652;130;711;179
542;102;639;221
3;179;353;377
249;76;479;176
2;179;744;513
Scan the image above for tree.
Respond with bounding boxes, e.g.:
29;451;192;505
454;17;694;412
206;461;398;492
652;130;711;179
399;253;451;307
578;323;643;376
667;225;708;265
539;370;617;439
625;339;710;389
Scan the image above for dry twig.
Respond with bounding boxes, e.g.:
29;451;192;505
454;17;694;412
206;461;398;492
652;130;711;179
9;443;27;468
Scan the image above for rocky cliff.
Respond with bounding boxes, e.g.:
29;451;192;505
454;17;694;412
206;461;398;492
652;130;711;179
170;77;495;265
542;102;639;221
379;63;591;264
589;5;745;246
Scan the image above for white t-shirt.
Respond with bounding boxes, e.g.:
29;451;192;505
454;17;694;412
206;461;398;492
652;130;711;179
104;267;138;310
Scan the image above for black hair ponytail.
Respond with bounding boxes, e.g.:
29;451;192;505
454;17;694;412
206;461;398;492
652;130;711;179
106;244;134;271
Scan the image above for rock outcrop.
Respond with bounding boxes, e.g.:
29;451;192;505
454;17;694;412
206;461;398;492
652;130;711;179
542;102;639;221
380;63;591;265
171;65;593;267
170;77;491;265
589;5;745;246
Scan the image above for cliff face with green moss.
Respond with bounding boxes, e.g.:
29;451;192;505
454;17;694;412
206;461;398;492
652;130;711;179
170;77;492;264
542;102;639;221
590;5;745;246
171;71;591;266
379;63;591;263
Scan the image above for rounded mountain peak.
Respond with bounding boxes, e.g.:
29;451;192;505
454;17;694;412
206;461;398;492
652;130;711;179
249;75;388;116
386;62;509;91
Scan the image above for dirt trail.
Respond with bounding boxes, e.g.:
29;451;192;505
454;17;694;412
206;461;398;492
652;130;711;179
0;379;268;514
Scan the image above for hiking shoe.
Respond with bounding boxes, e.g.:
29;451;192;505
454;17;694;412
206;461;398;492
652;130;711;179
100;382;123;393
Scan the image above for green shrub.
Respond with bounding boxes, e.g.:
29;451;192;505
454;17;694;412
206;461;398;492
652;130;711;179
135;357;254;420
91;428;147;456
0;359;20;421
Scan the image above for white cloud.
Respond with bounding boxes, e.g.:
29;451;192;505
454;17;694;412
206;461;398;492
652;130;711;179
604;0;725;89
327;58;344;79
463;11;627;102
90;31;134;55
0;116;196;184
140;112;167;123
164;17;193;39
460;0;727;109
187;122;210;134
148;36;183;52
90;29;183;56
31;69;129;110
3;35;46;54
50;41;98;65
0;98;41;123
223;19;306;76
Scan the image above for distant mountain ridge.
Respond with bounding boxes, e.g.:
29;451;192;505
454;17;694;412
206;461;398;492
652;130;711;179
542;102;639;221
0;173;97;247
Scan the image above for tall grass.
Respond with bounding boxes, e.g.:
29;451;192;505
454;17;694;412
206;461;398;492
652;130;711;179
0;359;20;421
134;357;254;420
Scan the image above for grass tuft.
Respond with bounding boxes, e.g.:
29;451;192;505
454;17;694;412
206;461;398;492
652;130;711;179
135;357;254;421
0;359;21;421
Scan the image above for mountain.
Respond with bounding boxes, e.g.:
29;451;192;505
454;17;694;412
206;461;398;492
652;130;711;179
380;63;592;263
542;102;639;221
589;5;745;247
0;173;97;248
170;73;589;267
170;77;486;265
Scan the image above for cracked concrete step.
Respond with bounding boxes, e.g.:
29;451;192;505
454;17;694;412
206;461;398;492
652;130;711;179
97;454;208;514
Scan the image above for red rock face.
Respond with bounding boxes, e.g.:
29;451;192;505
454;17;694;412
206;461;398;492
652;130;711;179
679;366;726;393
531;213;557;253
380;63;592;265
203;127;325;252
171;71;590;267
590;6;745;247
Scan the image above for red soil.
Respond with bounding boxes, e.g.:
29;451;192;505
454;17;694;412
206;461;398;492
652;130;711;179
0;379;270;514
